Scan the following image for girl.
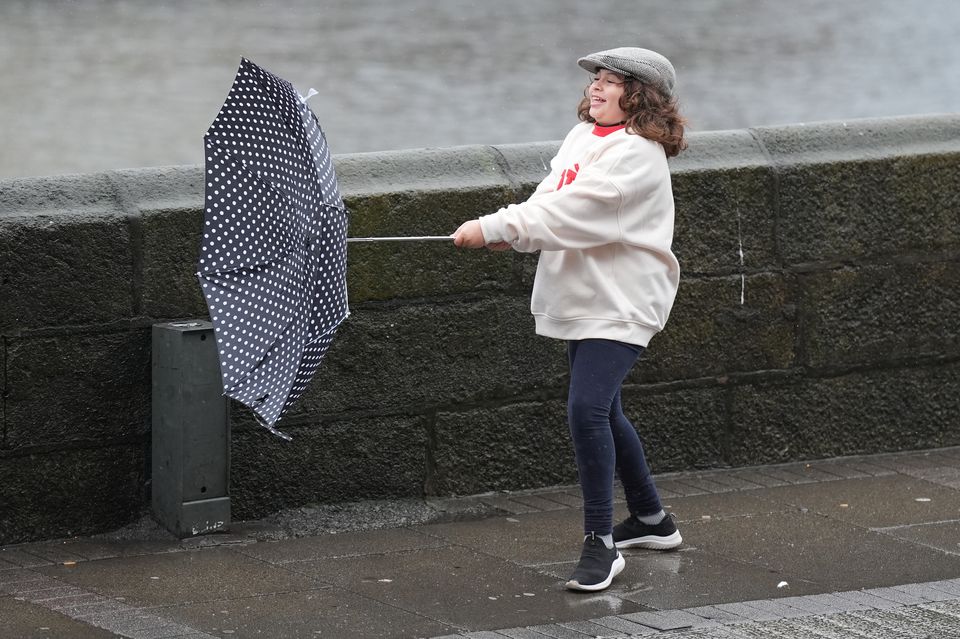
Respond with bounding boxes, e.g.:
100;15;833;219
452;47;687;592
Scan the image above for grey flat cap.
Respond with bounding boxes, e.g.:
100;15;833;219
578;47;676;97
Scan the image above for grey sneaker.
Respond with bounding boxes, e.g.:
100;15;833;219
565;534;625;592
612;513;682;550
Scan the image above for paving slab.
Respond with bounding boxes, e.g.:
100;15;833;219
683;604;752;624
689;472;770;492
665;627;741;639
606;548;824;610
0;548;56;568
783;464;850;483
520;623;591;638
880;520;960;555
892;581;959;602
879;451;953;472
930;579;960;597
529;488;583;509
777;592;866;614
845;605;960;636
836;459;900;477
660;490;793;523
1;576;55;596
477;496;545;515
622;608;702;630
496;627;566;638
907;465;960;489
590;613;659;635
234;526;447;564
722;469;793;489
832;588;907;610
928;450;960;464
655;479;710;497
23;585;90;602
15;537;184;563
160;588;455;638
419;509;583;566
749;475;960;528
9;543;90;565
801;460;872;480
508;494;571;512
668;475;736;494
678;509;960;592
748;466;817;485
770;615;874;638
80;611;192;636
920;597;960;620
738;598;811;619
35;547;326;607
0;595;120;638
290;544;646;631
558;618;626;636
860;586;926;606
711;601;782;622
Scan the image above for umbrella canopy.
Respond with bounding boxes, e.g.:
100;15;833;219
198;57;348;439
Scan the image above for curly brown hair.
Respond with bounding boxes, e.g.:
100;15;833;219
577;78;688;157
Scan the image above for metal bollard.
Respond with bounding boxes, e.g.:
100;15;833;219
151;321;230;537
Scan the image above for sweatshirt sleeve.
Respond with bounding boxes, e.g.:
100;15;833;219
480;140;652;252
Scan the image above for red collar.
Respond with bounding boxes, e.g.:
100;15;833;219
592;123;626;137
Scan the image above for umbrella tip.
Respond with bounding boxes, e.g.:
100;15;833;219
298;88;319;104
255;414;294;441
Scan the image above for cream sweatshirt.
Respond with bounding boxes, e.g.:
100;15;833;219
479;122;680;347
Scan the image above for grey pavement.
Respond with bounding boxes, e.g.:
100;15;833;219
4;447;960;638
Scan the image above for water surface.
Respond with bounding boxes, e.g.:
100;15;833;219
1;0;957;178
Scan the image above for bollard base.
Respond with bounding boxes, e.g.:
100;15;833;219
152;321;231;539
180;497;231;536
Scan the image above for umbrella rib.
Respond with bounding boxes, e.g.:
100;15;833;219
248;69;335;195
199;140;348;278
196;224;300;279
204;137;309;212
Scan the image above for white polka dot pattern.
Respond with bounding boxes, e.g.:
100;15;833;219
197;58;349;439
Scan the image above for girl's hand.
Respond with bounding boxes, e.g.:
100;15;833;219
487;242;512;251
452;220;486;248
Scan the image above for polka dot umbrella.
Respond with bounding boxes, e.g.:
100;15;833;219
198;58;350;439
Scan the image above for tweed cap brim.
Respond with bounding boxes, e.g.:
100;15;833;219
578;47;676;96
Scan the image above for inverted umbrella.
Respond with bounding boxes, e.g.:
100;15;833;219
198;57;350;439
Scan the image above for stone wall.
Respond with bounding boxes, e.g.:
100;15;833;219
1;114;958;543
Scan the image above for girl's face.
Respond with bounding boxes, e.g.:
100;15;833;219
588;69;628;125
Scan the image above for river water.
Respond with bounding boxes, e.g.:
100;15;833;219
1;0;958;178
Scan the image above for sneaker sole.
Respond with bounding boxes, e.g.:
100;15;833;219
614;530;682;550
564;552;625;592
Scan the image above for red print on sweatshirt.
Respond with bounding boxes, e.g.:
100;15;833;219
556;163;579;191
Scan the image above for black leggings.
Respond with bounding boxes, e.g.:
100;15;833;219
567;339;663;535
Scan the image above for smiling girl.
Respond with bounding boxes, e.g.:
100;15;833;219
453;47;687;592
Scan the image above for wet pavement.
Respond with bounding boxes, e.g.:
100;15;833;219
3;447;960;638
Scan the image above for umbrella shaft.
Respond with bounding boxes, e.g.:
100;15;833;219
347;236;453;243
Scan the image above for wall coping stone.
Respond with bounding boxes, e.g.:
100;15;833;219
2;113;958;222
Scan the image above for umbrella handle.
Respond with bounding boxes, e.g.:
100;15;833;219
346;236;454;243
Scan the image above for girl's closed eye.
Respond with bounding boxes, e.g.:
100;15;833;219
591;75;624;86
